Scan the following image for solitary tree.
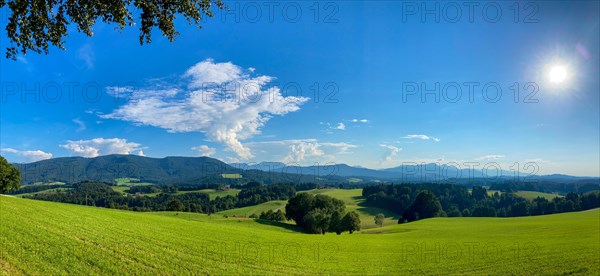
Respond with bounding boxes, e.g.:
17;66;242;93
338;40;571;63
0;156;21;193
341;211;361;234
0;0;226;59
374;213;385;227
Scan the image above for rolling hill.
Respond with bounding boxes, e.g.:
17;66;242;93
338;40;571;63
1;196;597;274
12;155;345;185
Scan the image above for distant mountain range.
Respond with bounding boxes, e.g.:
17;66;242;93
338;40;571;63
11;155;598;185
229;161;573;180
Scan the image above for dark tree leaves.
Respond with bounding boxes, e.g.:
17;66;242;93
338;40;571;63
1;0;225;59
0;156;21;193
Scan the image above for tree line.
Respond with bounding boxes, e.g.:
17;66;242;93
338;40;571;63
362;183;600;223
24;181;317;214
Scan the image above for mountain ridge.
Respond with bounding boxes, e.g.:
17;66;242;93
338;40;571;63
10;155;598;185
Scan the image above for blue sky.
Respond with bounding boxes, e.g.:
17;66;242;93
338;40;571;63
0;1;598;176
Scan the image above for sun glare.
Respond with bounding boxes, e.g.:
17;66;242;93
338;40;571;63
549;65;567;83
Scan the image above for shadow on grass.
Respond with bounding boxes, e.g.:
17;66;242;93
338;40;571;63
254;219;306;233
355;200;401;219
351;195;363;201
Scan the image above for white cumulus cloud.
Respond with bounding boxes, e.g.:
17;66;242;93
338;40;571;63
192;145;217;157
246;139;357;165
1;148;53;162
380;144;401;162
350;119;369;123
60;138;142;158
102;59;309;160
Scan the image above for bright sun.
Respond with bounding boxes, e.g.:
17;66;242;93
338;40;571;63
549;65;567;83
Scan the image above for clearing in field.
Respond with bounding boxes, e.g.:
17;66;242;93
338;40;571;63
177;189;240;200
515;191;563;201
217;200;287;217
114;178;155;186
221;173;242;179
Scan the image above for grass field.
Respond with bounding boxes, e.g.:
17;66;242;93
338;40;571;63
110;187;240;199
221;174;242;179
515;191;563;201
30;182;65;186
114;178;155;186
217;200;287;217
177;189;240;200
13;188;72;198
1;196;598;275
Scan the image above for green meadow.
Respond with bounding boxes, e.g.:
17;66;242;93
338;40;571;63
515;191;563;201
217;200;288;217
177;189;240;200
1;195;598;275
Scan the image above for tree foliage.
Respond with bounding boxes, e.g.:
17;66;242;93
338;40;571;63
0;156;21;193
167;199;185;211
285;193;361;234
341;211;360;234
1;0;225;59
401;190;444;222
258;209;286;222
374;213;385;227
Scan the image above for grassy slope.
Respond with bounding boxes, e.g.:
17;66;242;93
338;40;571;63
515;191;563;201
217;200;287;216
14;188;72;198
1;196;598;275
177;189;240;200
114;178;155;186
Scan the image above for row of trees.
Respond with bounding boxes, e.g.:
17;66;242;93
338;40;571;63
489;181;599;194
285;193;361;234
24;181;310;214
362;184;600;223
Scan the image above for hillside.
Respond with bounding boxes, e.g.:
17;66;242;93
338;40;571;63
12;155;344;185
1;196;598;274
215;189;399;228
